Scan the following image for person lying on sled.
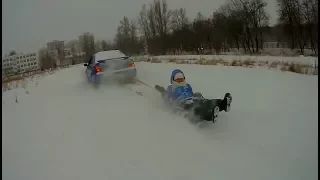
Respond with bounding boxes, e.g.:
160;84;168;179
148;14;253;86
162;69;232;113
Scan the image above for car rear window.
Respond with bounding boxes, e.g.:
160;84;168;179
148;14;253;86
97;56;129;63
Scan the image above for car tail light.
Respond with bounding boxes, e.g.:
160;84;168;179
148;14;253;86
95;66;103;72
130;63;135;67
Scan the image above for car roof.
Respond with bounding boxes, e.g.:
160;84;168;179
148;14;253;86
94;50;126;63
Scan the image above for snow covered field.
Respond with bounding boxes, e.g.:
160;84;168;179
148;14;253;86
2;62;318;180
134;54;318;66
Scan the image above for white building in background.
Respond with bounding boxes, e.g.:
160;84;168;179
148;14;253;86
2;55;16;70
16;52;39;73
2;52;39;76
2;55;18;76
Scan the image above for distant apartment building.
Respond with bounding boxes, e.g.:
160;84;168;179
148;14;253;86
48;49;60;67
47;40;65;60
38;47;48;58
2;55;18;76
79;32;94;44
64;48;72;56
47;40;64;51
2;52;39;76
64;39;88;65
79;32;95;53
65;40;82;53
16;52;39;73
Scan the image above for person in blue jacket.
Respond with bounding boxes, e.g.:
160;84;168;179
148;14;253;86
155;68;232;122
161;68;231;109
166;69;194;103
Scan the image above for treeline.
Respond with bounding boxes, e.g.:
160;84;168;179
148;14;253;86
276;0;318;53
108;0;317;56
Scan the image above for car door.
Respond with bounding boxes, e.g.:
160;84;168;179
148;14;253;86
86;56;94;79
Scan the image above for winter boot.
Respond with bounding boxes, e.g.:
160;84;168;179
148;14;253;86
211;104;220;123
220;93;232;112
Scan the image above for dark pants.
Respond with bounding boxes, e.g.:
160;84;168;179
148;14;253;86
155;85;228;121
191;92;228;112
181;98;227;121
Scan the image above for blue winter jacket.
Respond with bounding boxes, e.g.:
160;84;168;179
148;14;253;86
167;69;194;103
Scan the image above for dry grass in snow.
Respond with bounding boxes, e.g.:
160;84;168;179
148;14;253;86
133;55;318;75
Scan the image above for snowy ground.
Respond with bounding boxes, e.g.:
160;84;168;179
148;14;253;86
2;63;318;180
134;54;318;66
162;47;318;57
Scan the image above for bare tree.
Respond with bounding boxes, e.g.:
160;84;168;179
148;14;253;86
192;12;210;51
137;2;172;54
130;20;140;53
171;8;189;31
277;0;303;52
101;40;108;51
115;17;141;55
39;49;55;70
152;0;172;37
3;67;14;77
9;50;17;56
245;0;269;52
71;45;77;65
276;0;318;54
217;0;269;53
110;0;316;56
148;3;158;37
115;16;131;53
106;40;116;50
94;40;102;53
301;0;318;53
138;4;151;40
80;33;96;60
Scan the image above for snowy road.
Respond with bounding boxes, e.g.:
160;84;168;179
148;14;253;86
2;62;318;180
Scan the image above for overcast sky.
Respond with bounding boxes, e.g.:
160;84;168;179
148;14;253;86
2;0;278;56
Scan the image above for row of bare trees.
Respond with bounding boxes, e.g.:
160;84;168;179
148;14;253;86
36;0;318;71
109;0;317;55
276;0;318;53
109;0;271;55
114;17;143;55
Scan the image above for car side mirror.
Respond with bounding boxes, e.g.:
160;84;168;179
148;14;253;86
84;63;88;66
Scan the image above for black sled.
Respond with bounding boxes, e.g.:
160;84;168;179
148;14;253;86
155;85;232;123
